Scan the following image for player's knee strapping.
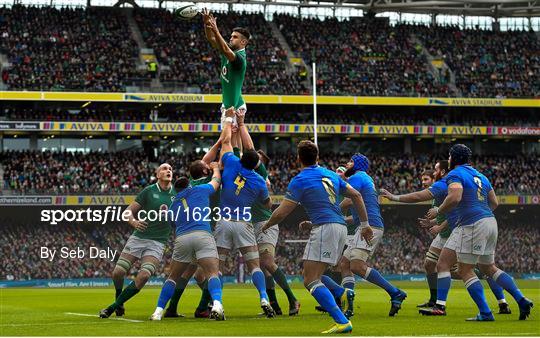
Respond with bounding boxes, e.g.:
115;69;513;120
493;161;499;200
306;280;324;294
140;262;157;276
258;243;275;257
350;248;369;262
426;250;440;264
243;251;259;261
115;257;133;273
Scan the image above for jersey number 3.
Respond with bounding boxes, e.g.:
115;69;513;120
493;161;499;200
473;177;485;201
322;178;337;204
234;175;246;196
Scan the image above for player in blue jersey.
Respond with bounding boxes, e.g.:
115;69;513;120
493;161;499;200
215;107;275;317
149;161;224;321
324;154;407;318
164;139;226;319
262;141;374;334
421;144;533;321
381;160;511;314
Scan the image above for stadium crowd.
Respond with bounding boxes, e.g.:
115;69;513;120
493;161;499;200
273;15;449;97
0;6;139;91
412;24;540;98
0;6;537;98
2;150;538;195
2;108;538;127
1;217;538;281
134;9;305;94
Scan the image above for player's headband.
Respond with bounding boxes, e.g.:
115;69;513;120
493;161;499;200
352;153;369;172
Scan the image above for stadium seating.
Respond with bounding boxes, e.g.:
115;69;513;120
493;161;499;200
2;108;537;126
1;218;537;281
2;150;538;195
0;6;537;97
134;9;305;94
0;6;139;91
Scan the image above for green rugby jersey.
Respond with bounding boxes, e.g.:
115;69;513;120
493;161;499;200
132;183;176;244
251;162;272;224
432;199;452;238
220;49;246;109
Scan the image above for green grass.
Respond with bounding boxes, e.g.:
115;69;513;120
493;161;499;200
1;281;539;336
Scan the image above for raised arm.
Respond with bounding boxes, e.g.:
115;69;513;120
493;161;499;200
202;8;218;50
380;188;433;203
236;112;255;150
208;162;222;190
206;14;236;62
219;107;235;161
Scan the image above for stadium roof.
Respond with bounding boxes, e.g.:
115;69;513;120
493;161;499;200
184;0;540;17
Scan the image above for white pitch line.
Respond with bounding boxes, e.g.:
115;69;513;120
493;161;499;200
0;321;114;327
64;312;144;323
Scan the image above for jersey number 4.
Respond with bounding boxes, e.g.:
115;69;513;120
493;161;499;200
234;175;246;196
322;178;337;204
473;177;485;201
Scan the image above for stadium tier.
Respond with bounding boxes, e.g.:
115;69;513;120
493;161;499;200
0;6;538;97
0;3;538;335
1;212;539;281
2;151;539;195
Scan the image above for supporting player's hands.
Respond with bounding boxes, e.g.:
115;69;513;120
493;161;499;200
417;217;436;228
428;224;444;236
361;226;374;246
236;110;245;126
209;161;220;171
225;106;236;118
299;220;313;232
425;206;439;220
379;188;397;201
129;219;147;232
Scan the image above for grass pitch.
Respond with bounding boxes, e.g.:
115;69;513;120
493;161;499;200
1;281;539;336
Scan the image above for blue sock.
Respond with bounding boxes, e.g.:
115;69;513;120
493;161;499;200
486;276;505;302
308;280;349;324
251;268;268;301
218;272;224;289
493;270;525;305
436;271;452;306
208;276;222;302
321;274;345;299
365;267;399;297
465;277;491;315
157;279;176;309
341;276;355;290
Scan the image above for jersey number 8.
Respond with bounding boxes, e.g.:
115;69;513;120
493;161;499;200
321;178;337;204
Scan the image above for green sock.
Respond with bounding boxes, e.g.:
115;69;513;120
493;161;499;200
196;280;212;311
111;281;139;310
272;267;297;303
167;277;189;312
266;275;279;307
115;287;122;300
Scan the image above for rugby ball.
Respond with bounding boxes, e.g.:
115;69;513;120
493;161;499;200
174;3;199;20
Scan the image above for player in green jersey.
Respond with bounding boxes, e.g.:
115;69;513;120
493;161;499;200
236;112;301;316
100;163;176;318
202;8;249;127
